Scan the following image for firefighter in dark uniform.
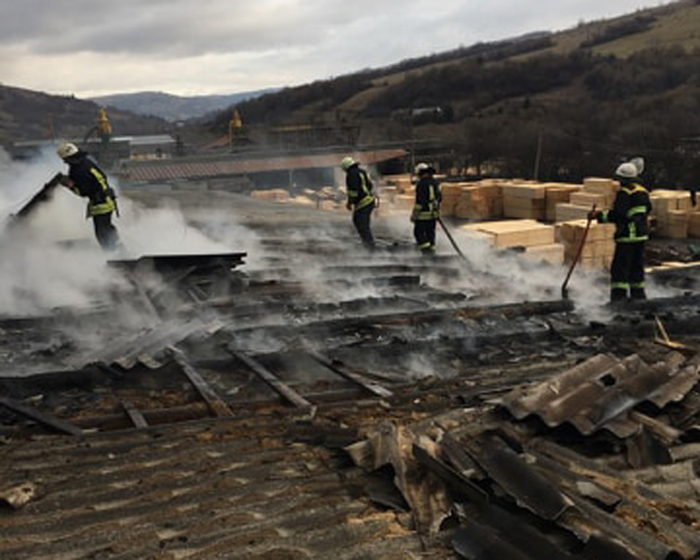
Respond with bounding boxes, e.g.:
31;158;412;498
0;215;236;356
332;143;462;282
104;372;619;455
342;156;376;248
57;142;120;251
411;163;441;254
590;161;652;303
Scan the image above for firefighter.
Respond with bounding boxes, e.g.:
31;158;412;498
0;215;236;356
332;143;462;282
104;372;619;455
411;163;441;254
341;156;376;248
590;161;652;303
56;142;121;251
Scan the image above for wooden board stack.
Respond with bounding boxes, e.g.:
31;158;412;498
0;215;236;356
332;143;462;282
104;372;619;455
650;189;692;239
460;219;564;265
545;184;581;222
250;189;291;201
453;181;503;220
556;220;616;268
501;182;547;221
555;177;618;222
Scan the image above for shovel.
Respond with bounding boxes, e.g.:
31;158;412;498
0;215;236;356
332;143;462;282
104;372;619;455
561;205;596;300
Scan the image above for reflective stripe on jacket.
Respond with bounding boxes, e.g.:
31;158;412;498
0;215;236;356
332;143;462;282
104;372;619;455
598;182;651;243
345;165;375;212
414;177;441;220
68;155;116;217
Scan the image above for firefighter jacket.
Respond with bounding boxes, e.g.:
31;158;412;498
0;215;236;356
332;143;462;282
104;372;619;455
345;165;375;212
597;180;651;243
413;176;441;221
67;153;116;217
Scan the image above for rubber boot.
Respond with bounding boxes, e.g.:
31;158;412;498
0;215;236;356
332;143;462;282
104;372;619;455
610;288;628;307
630;287;647;300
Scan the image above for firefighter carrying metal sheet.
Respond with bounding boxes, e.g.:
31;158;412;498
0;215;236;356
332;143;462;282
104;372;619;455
411;163;441;254
56;142;121;252
342;156;376;248
590;159;652;303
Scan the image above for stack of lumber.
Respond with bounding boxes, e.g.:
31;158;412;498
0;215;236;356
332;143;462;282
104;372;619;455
689;209;700;238
545;184;581;222
453;181;503;220
383;174;414;195
555;177;618;222
651;189;692;239
556;220;616;268
250;189;290;201
440;183;464;217
501;182;547;221
460;219;564;265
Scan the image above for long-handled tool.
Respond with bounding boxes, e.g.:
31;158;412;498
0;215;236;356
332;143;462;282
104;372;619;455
437;217;466;260
561;205;596;300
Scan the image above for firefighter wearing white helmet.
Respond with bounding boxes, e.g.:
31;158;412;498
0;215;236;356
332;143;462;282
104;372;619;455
589;160;652;303
411;163;441;254
341;156;376;248
56;142;121;251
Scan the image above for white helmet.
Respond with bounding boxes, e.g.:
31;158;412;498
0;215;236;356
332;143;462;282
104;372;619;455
415;162;435;175
341;156;356;171
615;162;638;179
57;142;79;159
630;157;645;175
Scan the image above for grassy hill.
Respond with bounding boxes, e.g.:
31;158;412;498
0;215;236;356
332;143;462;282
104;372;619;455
0;85;170;149
212;0;700;187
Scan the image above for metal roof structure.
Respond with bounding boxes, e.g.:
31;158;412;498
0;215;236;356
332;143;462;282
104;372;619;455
2;190;700;558
119;149;407;183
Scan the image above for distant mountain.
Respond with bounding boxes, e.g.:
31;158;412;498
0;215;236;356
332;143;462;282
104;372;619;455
0;85;170;149
90;89;279;122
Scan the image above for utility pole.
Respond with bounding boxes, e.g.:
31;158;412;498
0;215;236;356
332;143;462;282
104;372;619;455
533;130;543;181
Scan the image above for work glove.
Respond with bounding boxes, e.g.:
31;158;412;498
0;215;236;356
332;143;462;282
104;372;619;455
57;173;71;187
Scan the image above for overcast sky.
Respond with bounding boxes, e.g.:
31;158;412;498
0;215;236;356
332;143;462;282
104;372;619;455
0;0;663;98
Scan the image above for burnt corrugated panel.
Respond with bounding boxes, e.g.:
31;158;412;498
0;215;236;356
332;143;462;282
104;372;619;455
122;149;406;183
500;354;699;437
0;416;439;559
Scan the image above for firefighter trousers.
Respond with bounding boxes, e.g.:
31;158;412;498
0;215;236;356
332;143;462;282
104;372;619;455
93;213;120;252
414;219;437;252
352;204;375;247
610;241;646;301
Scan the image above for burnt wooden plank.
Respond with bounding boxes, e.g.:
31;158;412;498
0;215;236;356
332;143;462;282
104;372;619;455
228;348;313;409
305;350;393;398
169;347;233;417
0;397;83;436
121;400;148;428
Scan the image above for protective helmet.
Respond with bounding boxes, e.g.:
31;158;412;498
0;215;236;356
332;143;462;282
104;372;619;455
341;156;356;171
630;157;645;175
615;162;638;179
415;162;436;175
57;142;79;159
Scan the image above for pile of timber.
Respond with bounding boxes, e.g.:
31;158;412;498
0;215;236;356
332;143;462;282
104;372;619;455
250;188;291;201
651;189;694;239
554;177;617;222
460;219;564;265
556;220;616;268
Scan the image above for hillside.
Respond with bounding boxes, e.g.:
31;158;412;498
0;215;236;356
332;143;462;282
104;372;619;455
90;89;279;122
0;85;170;149
210;0;700;187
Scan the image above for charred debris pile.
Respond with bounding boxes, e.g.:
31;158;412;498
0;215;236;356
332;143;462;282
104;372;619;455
2;203;700;559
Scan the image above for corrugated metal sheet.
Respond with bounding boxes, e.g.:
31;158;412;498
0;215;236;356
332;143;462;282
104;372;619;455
121;149;407;183
500;353;700;437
